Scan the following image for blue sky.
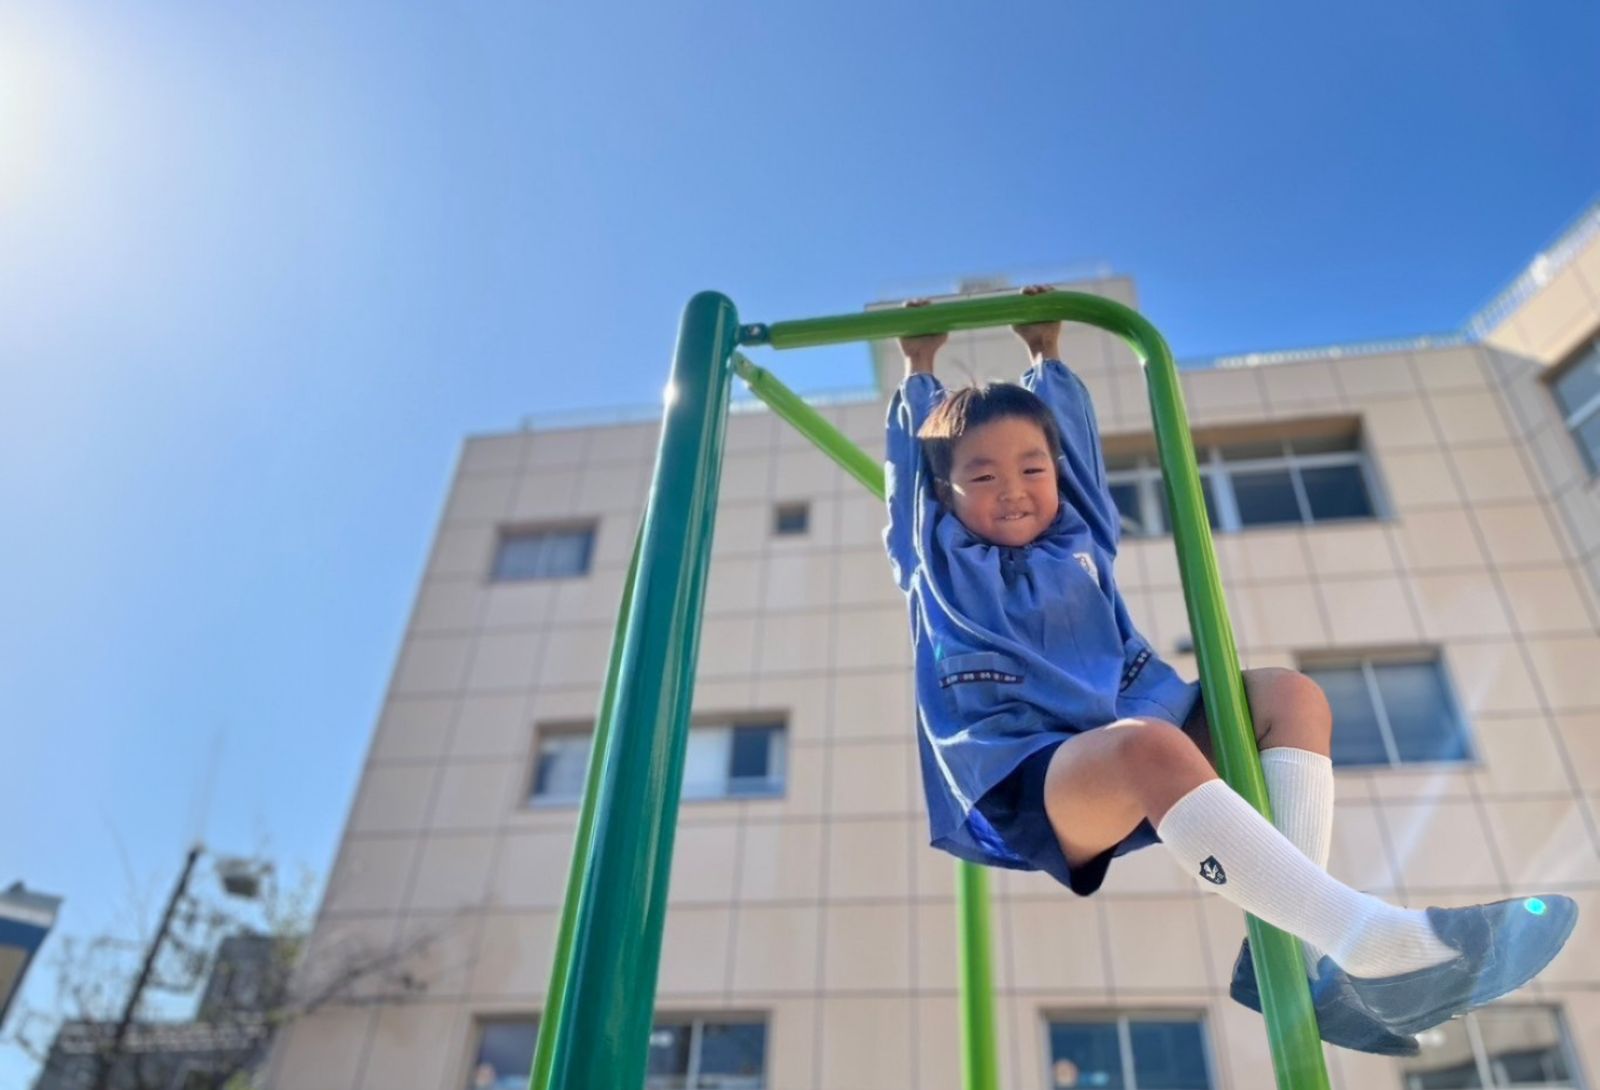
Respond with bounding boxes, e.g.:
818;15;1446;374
2;1;1597;1081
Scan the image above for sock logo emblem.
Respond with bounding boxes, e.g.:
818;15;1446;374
1199;856;1227;885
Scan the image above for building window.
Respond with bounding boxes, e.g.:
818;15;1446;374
491;524;595;581
1047;1014;1213;1089
772;502;809;535
1400;1007;1580;1089
1550;339;1600;475
530;721;787;805
648;1018;767;1088
1107;429;1377;538
470;1021;540;1090
530;726;593;803
467;1017;767;1090
1299;653;1471;768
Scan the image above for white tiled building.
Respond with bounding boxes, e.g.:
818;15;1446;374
267;203;1600;1090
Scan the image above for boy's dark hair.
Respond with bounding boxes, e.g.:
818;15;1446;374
917;382;1064;482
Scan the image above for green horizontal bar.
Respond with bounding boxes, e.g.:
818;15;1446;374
741;292;1147;352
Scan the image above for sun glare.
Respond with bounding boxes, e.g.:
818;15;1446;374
0;10;91;210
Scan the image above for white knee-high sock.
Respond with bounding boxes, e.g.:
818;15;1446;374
1157;779;1454;979
1260;748;1335;973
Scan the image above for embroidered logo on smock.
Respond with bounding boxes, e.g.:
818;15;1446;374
1119;647;1152;692
1199;856;1227;885
940;669;1023;688
1074;551;1098;582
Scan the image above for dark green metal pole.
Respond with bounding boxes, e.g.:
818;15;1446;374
542;292;738;1090
742;293;1329;1090
731;352;1002;1090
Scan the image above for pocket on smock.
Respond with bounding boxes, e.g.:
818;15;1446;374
1116;637;1188;724
936;652;1036;734
1118;638;1155;693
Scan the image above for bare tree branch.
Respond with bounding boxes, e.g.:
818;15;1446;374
6;852;447;1090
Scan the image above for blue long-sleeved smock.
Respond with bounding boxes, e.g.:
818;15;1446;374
885;359;1199;871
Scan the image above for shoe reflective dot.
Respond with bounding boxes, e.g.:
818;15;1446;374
1524;898;1547;916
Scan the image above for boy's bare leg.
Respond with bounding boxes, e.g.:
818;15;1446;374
1041;668;1332;869
1040;717;1215;869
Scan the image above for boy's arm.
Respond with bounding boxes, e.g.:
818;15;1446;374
1022;359;1122;552
884;311;948;589
1010;285;1122;551
884;372;946;590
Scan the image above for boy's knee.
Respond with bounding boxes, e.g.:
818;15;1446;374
1250;667;1333;747
1109;717;1207;774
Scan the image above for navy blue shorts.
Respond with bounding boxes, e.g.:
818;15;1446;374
973;695;1207;896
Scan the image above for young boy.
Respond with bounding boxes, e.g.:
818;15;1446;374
884;286;1576;1054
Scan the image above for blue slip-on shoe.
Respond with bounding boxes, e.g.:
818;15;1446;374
1230;940;1419;1056
1343;895;1579;1037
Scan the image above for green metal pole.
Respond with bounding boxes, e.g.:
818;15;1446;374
731;355;883;493
543;292;738;1090
732;352;1002;1090
1132;307;1329;1090
955;863;1001;1090
742;293;1330;1090
527;525;642;1090
740;291;1139;350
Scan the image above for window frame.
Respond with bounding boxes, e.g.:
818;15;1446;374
1403;1005;1583;1090
490;521;598;583
1545;336;1600;477
1105;429;1383;538
527;718;789;808
1298;649;1475;770
1040;1010;1216;1090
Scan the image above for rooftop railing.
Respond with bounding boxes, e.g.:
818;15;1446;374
1466;198;1600;339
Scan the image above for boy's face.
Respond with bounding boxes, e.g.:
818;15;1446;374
937;416;1061;547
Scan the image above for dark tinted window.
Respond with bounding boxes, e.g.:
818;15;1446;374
1231;470;1301;526
1131;1020;1212;1089
729;726;775;786
697;1022;767;1087
1302;658;1468;769
471;1022;539;1090
1049;1023;1125;1089
1378;663;1469;763
773;503;809;535
1301;465;1375;521
647;1024;693;1085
